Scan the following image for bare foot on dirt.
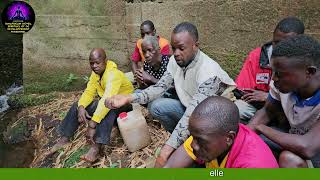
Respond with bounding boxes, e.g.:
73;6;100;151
46;137;70;156
80;144;100;163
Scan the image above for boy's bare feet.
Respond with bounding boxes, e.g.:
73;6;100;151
46;137;70;156
80;144;100;163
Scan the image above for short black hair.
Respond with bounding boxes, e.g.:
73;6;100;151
274;16;305;34
173;22;199;41
190;96;239;135
141;20;155;31
272;35;320;68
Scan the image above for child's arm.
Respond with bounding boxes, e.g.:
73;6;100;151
163;144;194;168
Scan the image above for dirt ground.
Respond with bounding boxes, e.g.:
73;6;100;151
16;91;169;168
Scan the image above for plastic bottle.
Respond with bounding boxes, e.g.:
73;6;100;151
117;104;151;152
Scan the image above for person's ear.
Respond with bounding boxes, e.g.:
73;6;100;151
195;41;199;48
306;66;317;76
226;131;236;147
153;29;157;36
226;138;232;146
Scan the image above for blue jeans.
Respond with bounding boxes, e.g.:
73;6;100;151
58;101;132;144
147;98;186;133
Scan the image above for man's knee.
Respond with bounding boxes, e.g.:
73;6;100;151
70;102;79;112
148;99;166;117
279;150;307;168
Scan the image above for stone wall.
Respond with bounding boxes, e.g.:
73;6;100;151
126;0;320;78
23;0;128;75
23;0;320;80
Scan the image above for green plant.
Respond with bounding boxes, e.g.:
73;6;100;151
223;50;247;79
66;73;78;84
24;72;85;94
110;160;121;168
58;111;67;120
9;93;56;108
3;119;28;144
63;146;90;168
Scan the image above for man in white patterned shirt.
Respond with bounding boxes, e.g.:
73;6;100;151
105;22;238;167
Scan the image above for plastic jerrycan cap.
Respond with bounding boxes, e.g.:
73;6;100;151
118;112;128;120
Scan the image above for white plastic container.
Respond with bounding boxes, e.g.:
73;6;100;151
117;104;151;152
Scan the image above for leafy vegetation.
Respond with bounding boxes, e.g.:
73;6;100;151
24;72;87;94
9;93;56;108
63;146;90;168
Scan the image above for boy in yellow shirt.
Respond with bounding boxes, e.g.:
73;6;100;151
49;48;134;162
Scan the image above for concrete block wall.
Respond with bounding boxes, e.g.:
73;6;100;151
126;0;320;78
23;0;320;79
23;0;129;75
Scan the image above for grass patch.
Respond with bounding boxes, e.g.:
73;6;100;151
3;119;28;144
222;50;247;79
58;111;67;120
206;50;247;80
8;93;56;108
63;146;90;168
24;72;87;94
